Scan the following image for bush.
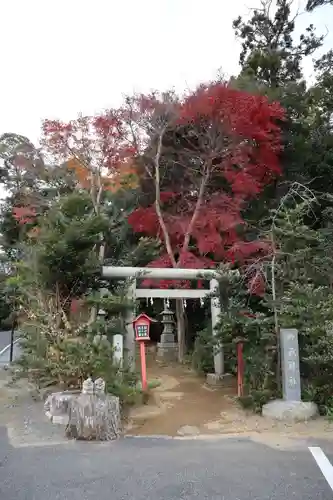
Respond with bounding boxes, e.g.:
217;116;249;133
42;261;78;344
16;328;140;408
106;366;140;407
191;327;214;374
238;389;274;413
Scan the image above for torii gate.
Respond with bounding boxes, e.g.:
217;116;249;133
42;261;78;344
102;266;232;380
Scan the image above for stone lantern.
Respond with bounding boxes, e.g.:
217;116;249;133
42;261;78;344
157;300;178;361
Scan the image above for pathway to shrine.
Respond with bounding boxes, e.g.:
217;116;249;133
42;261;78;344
126;350;240;436
126;349;333;439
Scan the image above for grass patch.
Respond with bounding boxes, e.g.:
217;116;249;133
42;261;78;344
136;378;161;392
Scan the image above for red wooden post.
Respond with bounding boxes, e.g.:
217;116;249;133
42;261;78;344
139;341;147;392
237;341;244;397
132;313;156;392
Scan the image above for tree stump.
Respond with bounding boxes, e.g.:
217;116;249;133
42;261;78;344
44;390;79;424
65;378;121;441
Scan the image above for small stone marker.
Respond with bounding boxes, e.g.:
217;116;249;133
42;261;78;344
262;327;318;421
280;328;301;401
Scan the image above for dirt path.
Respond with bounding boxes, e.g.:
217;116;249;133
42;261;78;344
127;361;239;436
126;360;333;440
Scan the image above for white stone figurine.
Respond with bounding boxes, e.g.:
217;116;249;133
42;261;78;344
82;377;94;395
94;377;106;396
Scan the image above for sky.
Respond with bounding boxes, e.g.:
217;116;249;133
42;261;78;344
0;0;332;146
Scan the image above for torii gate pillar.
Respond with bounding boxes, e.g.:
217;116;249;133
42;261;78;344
124;280;136;370
210;279;224;376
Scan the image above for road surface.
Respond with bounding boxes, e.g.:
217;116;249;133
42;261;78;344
0;330;21;366
0;434;333;499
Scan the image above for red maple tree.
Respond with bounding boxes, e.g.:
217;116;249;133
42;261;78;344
41;112;137;211
10;113;136;227
125;83;284;360
127;83;284;294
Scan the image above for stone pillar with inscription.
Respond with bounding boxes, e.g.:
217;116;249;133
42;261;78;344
262;328;318;421
281;328;301;402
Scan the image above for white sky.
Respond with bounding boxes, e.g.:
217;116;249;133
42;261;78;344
0;0;332;146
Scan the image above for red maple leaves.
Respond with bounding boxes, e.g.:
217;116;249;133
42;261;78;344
141;251;213;289
11;82;283;298
41;112;137;192
12;206;36;225
128;206;159;237
178;83;283;186
128;82;284;294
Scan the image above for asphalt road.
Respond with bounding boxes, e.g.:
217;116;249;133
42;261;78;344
0;330;13;351
0;330;21;365
0;435;333;499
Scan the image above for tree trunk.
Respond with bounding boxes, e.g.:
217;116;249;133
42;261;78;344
65;392;121;441
89;239;105;324
271;246;281;391
153;131;210;363
89;175;105;324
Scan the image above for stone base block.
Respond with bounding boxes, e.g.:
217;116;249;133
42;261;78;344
206;373;234;387
157;342;178;362
262;399;318;421
160;333;175;344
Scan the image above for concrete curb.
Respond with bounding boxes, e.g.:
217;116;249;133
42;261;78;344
123;431;333;443
124;433;252;441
